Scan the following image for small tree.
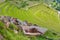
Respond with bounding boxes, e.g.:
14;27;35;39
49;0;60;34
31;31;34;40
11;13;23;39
29;0;40;1
20;1;28;8
51;0;60;11
9;23;18;30
5;0;28;8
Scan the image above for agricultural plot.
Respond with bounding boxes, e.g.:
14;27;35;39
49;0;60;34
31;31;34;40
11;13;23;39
0;2;60;40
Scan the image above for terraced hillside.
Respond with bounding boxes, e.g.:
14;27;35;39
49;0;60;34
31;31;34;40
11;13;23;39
0;2;60;40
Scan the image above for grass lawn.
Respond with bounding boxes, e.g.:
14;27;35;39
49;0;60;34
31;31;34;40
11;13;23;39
0;2;60;40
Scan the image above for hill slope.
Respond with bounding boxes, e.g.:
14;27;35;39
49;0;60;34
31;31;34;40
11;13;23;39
0;2;60;40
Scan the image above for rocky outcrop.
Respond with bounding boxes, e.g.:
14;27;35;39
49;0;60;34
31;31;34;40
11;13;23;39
0;34;3;40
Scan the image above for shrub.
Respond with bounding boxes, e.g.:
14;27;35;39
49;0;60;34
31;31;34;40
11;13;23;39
0;21;5;29
9;23;18;30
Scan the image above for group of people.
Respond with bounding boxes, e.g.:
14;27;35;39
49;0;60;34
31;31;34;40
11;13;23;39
0;16;38;32
0;16;38;27
0;16;25;26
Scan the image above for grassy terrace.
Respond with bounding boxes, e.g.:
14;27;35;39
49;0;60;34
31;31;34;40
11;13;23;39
0;2;60;40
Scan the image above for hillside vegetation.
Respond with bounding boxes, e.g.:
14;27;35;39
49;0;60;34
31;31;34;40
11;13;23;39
0;1;60;40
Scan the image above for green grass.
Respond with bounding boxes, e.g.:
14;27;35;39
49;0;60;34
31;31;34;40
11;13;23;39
0;2;60;40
